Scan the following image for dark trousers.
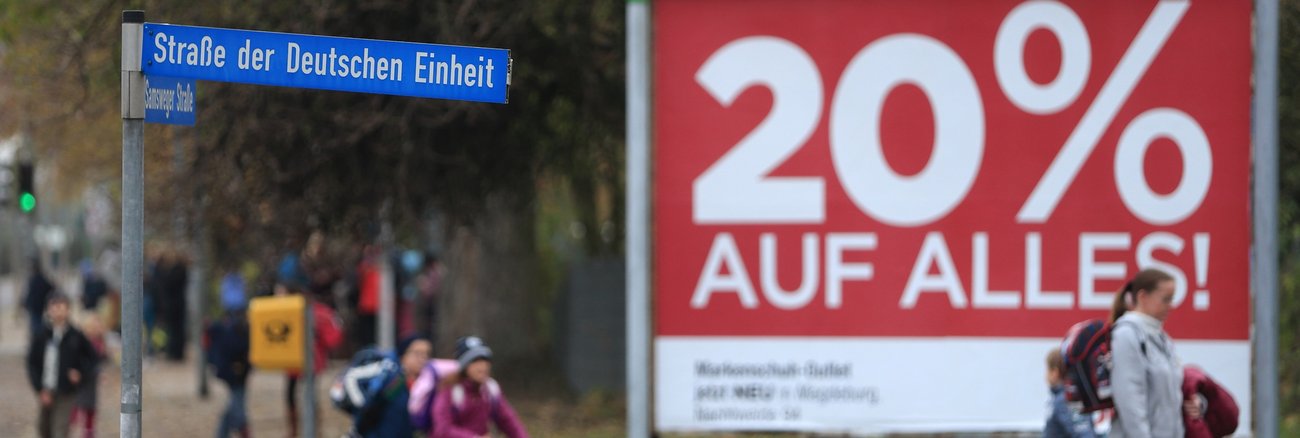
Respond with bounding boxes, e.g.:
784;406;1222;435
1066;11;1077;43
285;374;319;437
217;384;247;438
164;314;186;361
37;392;76;438
29;311;44;340
286;374;298;436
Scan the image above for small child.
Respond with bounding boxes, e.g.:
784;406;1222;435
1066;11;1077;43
1045;348;1097;438
26;292;97;438
208;272;252;438
72;314;107;438
431;336;528;438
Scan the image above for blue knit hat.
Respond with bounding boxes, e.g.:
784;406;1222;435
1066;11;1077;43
221;273;247;311
277;254;309;290
398;334;430;357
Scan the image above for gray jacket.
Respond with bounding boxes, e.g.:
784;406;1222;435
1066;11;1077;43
1110;312;1184;438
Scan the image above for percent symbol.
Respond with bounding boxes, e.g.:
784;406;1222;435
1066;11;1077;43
1004;0;1211;226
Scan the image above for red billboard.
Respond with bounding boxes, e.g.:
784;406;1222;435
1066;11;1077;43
655;0;1249;339
652;0;1252;432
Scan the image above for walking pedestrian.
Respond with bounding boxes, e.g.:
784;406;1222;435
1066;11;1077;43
400;335;433;386
208;272;252;438
160;249;189;361
24;259;55;338
79;260;108;313
1044;348;1096;437
71;314;107;438
26;292;96;438
351;335;434;438
412;253;442;345
282;281;343;437
1109;268;1200;437
431;336;528;438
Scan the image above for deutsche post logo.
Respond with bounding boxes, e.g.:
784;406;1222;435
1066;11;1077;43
264;320;292;343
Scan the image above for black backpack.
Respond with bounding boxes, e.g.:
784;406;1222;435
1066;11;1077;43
204;315;251;385
1060;319;1116;413
1060;319;1149;413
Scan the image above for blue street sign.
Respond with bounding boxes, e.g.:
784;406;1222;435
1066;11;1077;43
144;75;196;126
141;23;511;104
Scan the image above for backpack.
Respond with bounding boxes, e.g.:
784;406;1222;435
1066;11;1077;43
329;348;402;415
408;363;503;434
1060;319;1115;413
204;315;250;386
407;358;460;431
450;378;502;415
1060;319;1146;413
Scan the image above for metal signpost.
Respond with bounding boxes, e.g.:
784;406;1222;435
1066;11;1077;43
120;11;511;438
120;12;146;438
303;295;316;438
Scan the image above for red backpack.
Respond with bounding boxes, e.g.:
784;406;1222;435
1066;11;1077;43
1060;319;1120;413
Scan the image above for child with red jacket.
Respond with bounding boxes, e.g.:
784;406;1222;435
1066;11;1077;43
281;282;343;437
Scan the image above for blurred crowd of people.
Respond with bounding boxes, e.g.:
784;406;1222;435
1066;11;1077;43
247;231;445;354
19;228;528;438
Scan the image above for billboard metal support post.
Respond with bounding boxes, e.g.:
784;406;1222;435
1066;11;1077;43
626;0;651;437
1252;0;1279;436
120;9;146;438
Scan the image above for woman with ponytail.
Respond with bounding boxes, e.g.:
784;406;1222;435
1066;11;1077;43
1109;279;1134;324
1108;268;1202;437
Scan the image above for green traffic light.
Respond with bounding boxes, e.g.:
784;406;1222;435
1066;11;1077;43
19;192;35;212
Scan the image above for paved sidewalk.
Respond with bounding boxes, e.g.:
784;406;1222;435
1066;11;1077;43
0;309;354;438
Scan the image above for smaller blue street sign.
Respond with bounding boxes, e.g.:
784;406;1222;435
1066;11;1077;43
144;75;196;126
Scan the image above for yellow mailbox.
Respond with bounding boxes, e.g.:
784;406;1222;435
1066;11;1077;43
249;295;305;370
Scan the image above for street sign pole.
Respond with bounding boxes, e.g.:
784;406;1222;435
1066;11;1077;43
303;295;316;438
120;10;146;438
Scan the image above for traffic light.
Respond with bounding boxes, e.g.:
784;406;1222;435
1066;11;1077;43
17;162;33;213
